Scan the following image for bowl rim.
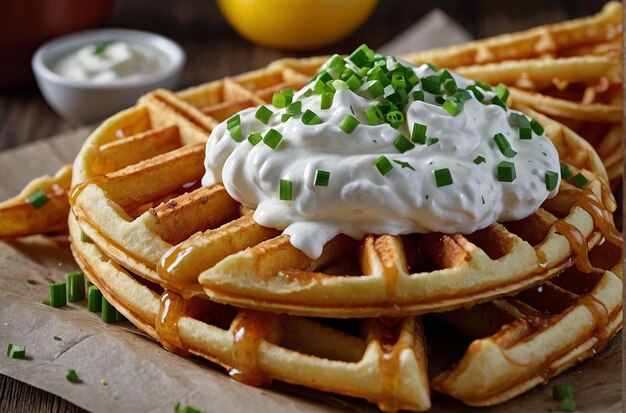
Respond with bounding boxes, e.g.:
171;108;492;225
32;28;186;90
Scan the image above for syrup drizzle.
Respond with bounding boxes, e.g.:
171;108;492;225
552;220;594;273
158;244;193;283
374;318;410;413
68;175;107;206
535;249;548;269
571;187;623;248
156;290;190;356
229;310;274;386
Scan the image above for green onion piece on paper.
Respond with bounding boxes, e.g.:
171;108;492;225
497;161;517;182
27;188;49;209
375;156;393;176
88;285;102;312
434;168;453;187
279;179;293;201
553;384;574;401
66;271;85;302
6;343;26;359
66;368;80;383
101;296;117;323
314;170;330;187
393;135;415;154
339;115;359;134
560;398;576;412
50;282;67;308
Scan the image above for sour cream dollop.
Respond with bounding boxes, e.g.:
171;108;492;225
202;53;560;258
53;40;167;82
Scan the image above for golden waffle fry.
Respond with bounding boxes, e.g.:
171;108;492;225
0;164;72;237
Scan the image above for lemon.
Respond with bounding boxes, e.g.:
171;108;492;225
217;0;378;50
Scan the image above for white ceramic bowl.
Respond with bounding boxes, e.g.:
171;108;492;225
32;28;185;123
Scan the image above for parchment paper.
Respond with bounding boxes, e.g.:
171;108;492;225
0;11;621;413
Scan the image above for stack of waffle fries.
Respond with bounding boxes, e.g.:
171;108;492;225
0;3;622;411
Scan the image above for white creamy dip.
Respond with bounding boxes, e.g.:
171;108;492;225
53;40;168;82
202;50;560;258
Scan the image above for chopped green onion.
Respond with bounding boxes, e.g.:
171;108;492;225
332;79;349;90
26;278;37;285
6;343;26;359
509;112;530;128
454;89;472;103
545;171;559;191
412;90;425;101
385;111;404;128
339;115;359;133
226;114;240;130
302;109;322;125
255;106;273;125
443;78;458;93
102;296;117;323
497;161;517;182
88;285;102;312
53;336;62;341
368;66;390;87
393;135;415;153
495;83;510;101
391;73;406;90
434;168;453;187
421;76;441;94
411;123;427;144
367;80;384;99
93;39;114;57
228;125;243;142
348;44;375;67
553;385;574;401
365;106;383;125
572;173;589;188
560;163;572;179
42;299;50;306
314;170;330;187
27;189;49;209
115;309;126;323
345;74;362;92
66;271;85;302
263;129;283;150
281;114;291;122
314;79;326;95
467;85;484;101
328;54;346;72
50;282;66;308
383;84;395;98
519;127;532;139
435;95;446;104
286;101;302;116
80;230;90;242
174;403;206;413
439;70;453;82
272;92;287;108
426;63;439;72
491;95;508;111
66;368;80;383
530;119;545;135
248;132;263;145
560;398;576;412
473;155;486;164
393;160;415;170
427;137;439;146
475;81;493;91
320;92;334;110
443;99;462;116
301;89;313;98
281;87;294;101
375;156;393;176
493;133;517;158
279;179;293;201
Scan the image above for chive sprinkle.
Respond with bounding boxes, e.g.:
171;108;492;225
66;369;80;383
26;279;37;285
426;63;439;72
50;282;67;308
301;89;313;98
497;161;517;182
509;112;530;128
279;179;293;201
412;90;425;101
443;99;462;116
27;189;49;209
427;137;439;146
385;111;404;128
248;132;262;146
553;385;574;401
272;92;287;108
345;74;362;92
519;127;532;140
88;285;102;312
66;271;85;302
53;336;62;341
393;160;415;170
339;115;359;133
475;81;493;91
348;44;374;66
281;114;291;122
364;106;383;125
314;170;330;187
493;133;517;158
263;129;283;150
572;173;588;188
467;85;484;101
101;296;117;323
226;114;240;130
545;171;559;191
6;344;25;359
473;155;486;164
411;123;427;144
375;156;393;176
286;101;302;116
367;81;384;99
495;83;510;101
393;135;415;153
530;119;545;135
443;78;458;94
328;54;346;72
560;398;576;412
174;403;206;413
491;95;508;111
93;40;114;56
421;75;441;94
560;163;572;179
434;168;453;187
332;79;349;90
255;106;273;125
320;92;334;110
301;109;322;125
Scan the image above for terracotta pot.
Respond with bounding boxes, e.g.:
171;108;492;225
0;0;114;89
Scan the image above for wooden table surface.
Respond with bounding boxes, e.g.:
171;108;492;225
0;1;611;412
